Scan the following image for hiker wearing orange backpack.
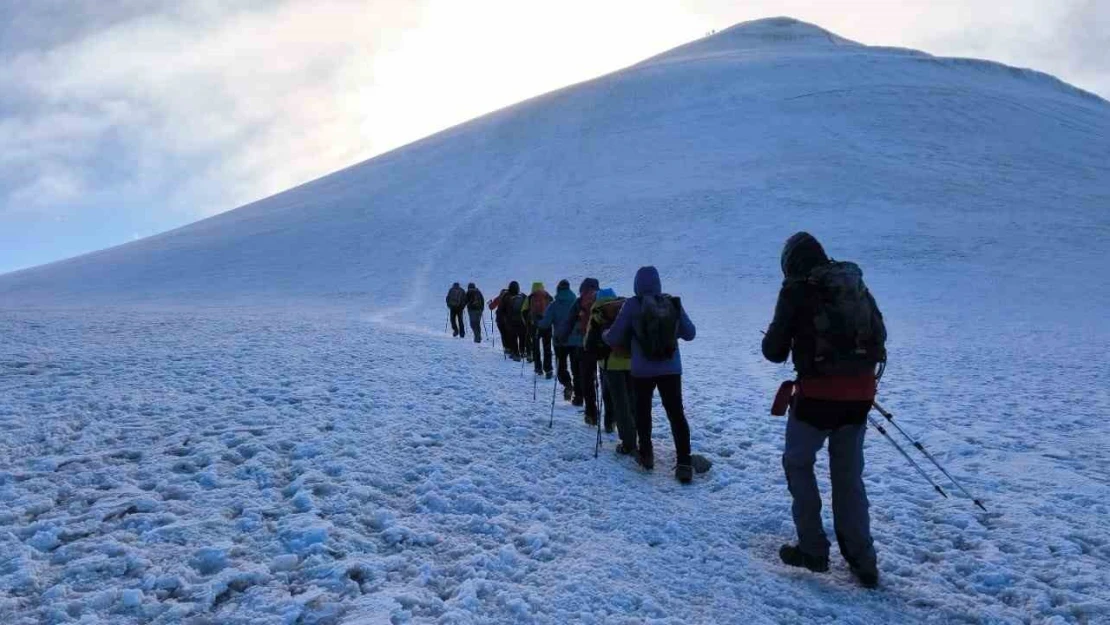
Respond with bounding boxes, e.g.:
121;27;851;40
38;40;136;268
523;282;554;377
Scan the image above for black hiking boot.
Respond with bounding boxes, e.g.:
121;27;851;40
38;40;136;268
604;421;615;434
571;396;584;407
584;413;598;426
845;555;880;589
636;449;655;470
563;387;573;401
675;464;693;484
545;371;553;380
778;544;829;573
615;442;637;456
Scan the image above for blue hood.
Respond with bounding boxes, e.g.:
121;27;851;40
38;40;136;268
554;287;576;303
633;266;661;297
597;287;617;300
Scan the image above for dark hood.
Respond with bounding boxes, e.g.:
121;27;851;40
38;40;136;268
781;232;829;278
633;266;661;297
508;281;520;296
578;278;599;295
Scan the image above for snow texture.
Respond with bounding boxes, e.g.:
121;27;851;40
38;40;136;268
2;16;1109;625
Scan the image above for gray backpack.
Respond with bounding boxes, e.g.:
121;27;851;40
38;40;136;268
634;294;680;361
807;262;886;374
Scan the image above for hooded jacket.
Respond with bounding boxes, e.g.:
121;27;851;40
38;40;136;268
465;283;485;312
537;281;576;346
502;281;526;328
585;288;631;371
603;267;696;378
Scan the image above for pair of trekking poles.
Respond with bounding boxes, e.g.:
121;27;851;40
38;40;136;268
868;400;987;511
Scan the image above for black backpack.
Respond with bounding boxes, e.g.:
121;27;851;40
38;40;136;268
634;294;680;361
806;261;886;375
507;293;527;327
447;287;464;309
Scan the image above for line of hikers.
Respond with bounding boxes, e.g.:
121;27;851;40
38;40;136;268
444;232;886;588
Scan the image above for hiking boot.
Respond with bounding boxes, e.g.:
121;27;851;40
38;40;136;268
675;464;693;484
563;387;573;401
511;355;522;362
452;330;459;337
584;414;598;426
604;421;615;434
848;561;879;589
636;449;655;470
615;442;637;456
778;544;829;573
526;355;534;363
545;371;553;380
571;396;584;407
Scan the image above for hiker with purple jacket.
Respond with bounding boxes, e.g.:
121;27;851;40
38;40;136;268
603;266;697;483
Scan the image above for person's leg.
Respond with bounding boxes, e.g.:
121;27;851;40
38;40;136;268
498;320;510;353
601;371;614;431
829;422;877;572
633;376;658;466
468;310;482;343
606;370;637;452
580;354;598;421
569;348;583;404
782;413;832;559
656;375;691;465
541;331;553;374
532;328;543;374
450;311;459;336
457;310;466;338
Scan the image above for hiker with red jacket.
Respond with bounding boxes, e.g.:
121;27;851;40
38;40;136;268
762;231;886;589
560;278;600;424
603;266;696;483
524;282;554;377
445;282;467;339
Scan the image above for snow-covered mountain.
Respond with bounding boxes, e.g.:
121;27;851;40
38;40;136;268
2;17;1108;624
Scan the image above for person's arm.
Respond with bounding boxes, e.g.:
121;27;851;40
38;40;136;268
674;297;696;341
762;281;800;363
603;299;634;348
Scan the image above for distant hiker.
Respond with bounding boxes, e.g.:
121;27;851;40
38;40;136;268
561;278;600;423
604;266;696;483
465;282;485;343
762;231;886;589
538;279;578;401
524;282;554;377
586;288;636;453
490;288;511;356
446;282;466;338
503;281;528;361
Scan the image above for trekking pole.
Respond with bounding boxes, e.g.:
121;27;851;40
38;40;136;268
867;414;948;500
594;365;603;458
549;375;557;428
533;366;538;401
873;401;987;511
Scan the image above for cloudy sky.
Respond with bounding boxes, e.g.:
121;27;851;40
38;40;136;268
2;0;1107;273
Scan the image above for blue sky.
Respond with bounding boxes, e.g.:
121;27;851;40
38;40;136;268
2;0;1107;274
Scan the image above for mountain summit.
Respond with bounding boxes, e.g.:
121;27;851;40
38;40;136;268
1;17;1106;315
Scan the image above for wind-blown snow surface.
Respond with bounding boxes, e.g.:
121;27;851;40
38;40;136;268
2;16;1109;624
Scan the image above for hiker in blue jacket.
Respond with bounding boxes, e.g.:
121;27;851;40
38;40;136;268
560;278;600;420
604;266;697;483
538;279;579;402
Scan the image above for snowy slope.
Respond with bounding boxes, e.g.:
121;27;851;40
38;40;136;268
2;16;1110;624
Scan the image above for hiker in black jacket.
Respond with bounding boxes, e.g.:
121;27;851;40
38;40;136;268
445;282;466;338
465;283;485;343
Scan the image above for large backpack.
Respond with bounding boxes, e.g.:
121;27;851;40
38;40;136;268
576;291;597;335
447;287;464;309
530;292;551;322
806;261;886;375
634;294;680;361
507;293;527;327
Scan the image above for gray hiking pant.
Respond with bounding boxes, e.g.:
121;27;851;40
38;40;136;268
782;412;876;568
467;309;483;343
602;369;637;451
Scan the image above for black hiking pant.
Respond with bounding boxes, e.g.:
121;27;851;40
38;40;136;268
579;350;598;419
497;317;511;354
449;308;465;337
507;323;527;358
633;374;691;465
532;328;553;374
467;309;483;343
555;346;575;394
